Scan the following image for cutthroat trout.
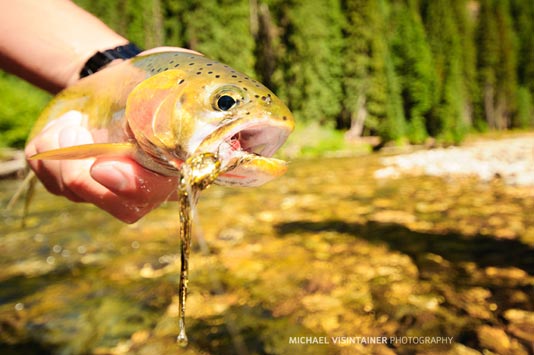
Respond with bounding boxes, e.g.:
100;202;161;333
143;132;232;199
18;51;294;345
28;51;294;185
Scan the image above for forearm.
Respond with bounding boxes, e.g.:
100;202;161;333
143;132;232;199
0;0;128;93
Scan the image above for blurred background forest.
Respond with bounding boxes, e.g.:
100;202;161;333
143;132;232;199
1;0;533;150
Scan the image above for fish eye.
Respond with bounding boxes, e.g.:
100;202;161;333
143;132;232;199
217;95;236;111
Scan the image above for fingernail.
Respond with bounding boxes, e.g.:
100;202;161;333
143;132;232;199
91;161;134;193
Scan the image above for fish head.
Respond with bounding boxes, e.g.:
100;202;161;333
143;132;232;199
126;53;294;187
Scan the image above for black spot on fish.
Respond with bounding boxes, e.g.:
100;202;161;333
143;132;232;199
189;63;194;66
215;75;220;78
196;72;202;75
254;94;260;98
283;116;288;121
243;87;248;91
178;79;185;85
174;63;180;67
206;63;213;66
232;75;237;78
170;60;174;64
246;112;250;115
208;71;213;74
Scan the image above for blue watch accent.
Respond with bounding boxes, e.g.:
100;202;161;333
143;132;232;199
79;42;143;78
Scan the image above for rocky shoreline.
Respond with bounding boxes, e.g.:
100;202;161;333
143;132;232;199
3;135;534;185
375;136;534;186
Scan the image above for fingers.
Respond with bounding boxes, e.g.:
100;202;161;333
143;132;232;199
25;111;178;223
90;158;179;223
26;111;87;202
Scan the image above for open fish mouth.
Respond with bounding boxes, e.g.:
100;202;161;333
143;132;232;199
195;119;292;187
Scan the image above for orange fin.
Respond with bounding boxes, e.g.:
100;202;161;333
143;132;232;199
29;143;135;160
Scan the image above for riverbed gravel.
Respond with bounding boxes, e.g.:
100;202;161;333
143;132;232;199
375;136;534;186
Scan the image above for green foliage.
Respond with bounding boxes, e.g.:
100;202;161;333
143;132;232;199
511;0;534;96
0;0;532;150
339;0;373;130
423;0;467;143
281;122;372;158
161;0;187;47
340;0;406;141
451;0;478;127
125;0;165;48
516;87;534;128
494;0;518;127
273;0;344;125
475;0;519;131
390;2;434;143
181;0;256;75
0;72;51;148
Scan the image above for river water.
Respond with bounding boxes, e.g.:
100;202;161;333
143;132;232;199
1;154;533;355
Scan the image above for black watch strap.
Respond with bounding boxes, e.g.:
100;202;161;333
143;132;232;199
79;42;143;78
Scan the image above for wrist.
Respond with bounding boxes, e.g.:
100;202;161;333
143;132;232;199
62;38;132;89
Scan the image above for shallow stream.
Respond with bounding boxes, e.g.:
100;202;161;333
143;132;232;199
1;154;534;354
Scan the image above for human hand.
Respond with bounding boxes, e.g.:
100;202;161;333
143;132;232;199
25;111;179;223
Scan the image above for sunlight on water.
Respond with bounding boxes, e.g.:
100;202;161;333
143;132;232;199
2;153;534;355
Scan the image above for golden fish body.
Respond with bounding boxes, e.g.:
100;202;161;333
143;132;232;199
31;51;294;187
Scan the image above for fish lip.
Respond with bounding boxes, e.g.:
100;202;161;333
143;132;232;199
196;118;290;158
193;117;291;178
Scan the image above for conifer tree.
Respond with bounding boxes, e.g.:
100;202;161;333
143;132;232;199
383;46;406;141
390;1;434;143
423;0;466;143
339;0;373;135
451;0;478;128
161;0;187;47
125;0;164;48
494;0;518;129
476;0;518;130
252;1;281;91
341;0;405;141
511;0;534;128
181;0;255;75
516;87;534;128
475;0;499;129
511;0;534;99
274;0;344;125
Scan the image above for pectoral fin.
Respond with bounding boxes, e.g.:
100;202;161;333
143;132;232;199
29;143;136;160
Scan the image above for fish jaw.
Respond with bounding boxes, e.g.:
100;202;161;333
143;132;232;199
192;115;294;187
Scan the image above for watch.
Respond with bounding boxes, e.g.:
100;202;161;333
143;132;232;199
79;42;143;78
